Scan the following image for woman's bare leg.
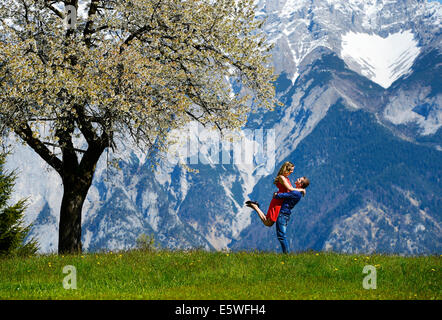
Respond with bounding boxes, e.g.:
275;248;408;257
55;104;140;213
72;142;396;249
249;203;274;227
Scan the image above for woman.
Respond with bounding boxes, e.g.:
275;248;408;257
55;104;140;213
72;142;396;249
245;161;305;227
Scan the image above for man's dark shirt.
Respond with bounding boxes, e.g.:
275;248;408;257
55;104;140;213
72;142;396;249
274;190;302;215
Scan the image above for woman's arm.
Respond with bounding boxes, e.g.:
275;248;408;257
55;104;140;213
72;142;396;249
277;176;306;196
277;175;295;191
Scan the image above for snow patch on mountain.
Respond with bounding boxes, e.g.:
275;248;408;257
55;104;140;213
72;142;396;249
280;0;309;18
383;86;442;135
341;30;421;88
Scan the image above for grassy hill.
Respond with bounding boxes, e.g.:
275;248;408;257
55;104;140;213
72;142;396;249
0;250;440;300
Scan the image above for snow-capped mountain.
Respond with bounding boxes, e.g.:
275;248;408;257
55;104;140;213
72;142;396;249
5;0;441;254
258;0;440;83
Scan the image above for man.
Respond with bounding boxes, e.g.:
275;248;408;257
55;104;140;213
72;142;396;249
272;176;309;253
246;176;310;254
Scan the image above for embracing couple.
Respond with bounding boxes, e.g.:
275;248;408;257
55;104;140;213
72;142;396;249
245;161;310;254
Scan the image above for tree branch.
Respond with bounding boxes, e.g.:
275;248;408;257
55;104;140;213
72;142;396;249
43;141;86;154
44;1;65;19
13;123;63;175
55;120;79;171
120;0;163;53
20;0;30;23
83;0;100;47
120;25;150;53
73;104;100;144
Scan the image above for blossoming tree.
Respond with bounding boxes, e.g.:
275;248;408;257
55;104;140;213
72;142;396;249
0;0;278;253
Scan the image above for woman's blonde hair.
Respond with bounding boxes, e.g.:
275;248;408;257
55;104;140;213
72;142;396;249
273;161;294;185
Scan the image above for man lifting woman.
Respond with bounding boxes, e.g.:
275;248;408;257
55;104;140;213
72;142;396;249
245;161;310;253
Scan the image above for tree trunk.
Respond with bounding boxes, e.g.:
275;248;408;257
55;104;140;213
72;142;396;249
57;143;105;254
58;173;92;254
58;175;90;254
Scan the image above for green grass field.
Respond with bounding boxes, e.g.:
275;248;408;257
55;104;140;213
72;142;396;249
0;250;440;300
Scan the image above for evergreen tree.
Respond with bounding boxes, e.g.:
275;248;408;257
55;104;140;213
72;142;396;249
0;153;38;256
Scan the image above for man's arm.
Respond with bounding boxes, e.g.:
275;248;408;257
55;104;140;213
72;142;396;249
273;190;302;200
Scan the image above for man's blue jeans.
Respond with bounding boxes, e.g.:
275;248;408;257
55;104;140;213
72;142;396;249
276;213;290;254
